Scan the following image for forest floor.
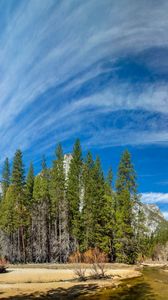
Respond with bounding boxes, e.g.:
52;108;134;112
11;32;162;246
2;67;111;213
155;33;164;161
0;263;141;299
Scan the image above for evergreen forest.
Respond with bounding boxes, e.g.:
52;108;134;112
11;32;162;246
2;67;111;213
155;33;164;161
0;139;167;264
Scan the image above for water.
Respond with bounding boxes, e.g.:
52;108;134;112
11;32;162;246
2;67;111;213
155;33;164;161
77;267;168;300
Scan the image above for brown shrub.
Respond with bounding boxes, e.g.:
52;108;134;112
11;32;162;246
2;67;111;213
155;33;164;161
70;248;108;280
84;248;108;279
0;258;8;265
69;251;83;263
83;248;108;264
73;264;87;281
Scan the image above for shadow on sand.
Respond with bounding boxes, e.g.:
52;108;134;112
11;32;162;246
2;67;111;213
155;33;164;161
0;283;99;300
0;282;157;300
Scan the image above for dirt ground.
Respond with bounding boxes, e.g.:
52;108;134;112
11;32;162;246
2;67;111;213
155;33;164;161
0;264;141;299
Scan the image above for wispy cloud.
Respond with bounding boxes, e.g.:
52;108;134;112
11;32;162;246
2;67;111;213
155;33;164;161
162;211;168;220
0;0;168;162
141;193;168;220
141;193;168;204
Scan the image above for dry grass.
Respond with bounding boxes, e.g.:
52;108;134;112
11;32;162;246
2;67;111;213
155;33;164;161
0;264;141;299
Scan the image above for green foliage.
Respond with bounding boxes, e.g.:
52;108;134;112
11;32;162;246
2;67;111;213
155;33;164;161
0;185;20;233
0;141;165;264
66;139;83;247
11;150;25;192
26;162;34;204
50;144;65;210
1;158;10;199
115;150;138;263
81;154;111;253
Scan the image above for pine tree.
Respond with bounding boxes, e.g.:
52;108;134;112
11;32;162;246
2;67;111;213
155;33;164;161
1;158;10;199
92;156;107;251
106;167;113;192
115;150;138;263
104;167;116;260
11;150;27;262
50;144;69;262
11;150;25;189
81;151;95;251
26;162;34;204
81;154;109;252
0;185;20;262
33;156;51;262
25;162;35;261
135;205;149;260
66;139;83;251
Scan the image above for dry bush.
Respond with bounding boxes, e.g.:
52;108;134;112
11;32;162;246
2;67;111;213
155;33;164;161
70;251;86;281
0;258;8;265
68;251;83;263
70;248;108;280
0;258;8;273
73;264;87;281
84;248;108;279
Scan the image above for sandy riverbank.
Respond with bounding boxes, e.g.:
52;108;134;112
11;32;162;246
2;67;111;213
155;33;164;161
141;262;168;268
0;264;141;299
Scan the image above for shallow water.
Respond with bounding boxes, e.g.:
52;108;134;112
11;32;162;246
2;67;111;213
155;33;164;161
77;267;168;300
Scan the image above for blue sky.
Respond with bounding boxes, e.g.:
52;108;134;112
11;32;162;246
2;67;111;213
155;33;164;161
0;0;167;218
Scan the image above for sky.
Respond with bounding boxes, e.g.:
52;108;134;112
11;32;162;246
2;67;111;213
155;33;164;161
0;0;167;218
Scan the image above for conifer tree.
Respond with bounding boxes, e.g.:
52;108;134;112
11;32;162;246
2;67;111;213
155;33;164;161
115;150;137;263
11;150;25;190
25;162;35;261
11;150;27;262
66;139;83;251
92;156;107;251
50;144;69;262
81;154;108;252
33;156;51;262
104;167;116;260
0;185;20;262
81;151;95;251
1;158;10;199
106;167;113;192
26;162;34;204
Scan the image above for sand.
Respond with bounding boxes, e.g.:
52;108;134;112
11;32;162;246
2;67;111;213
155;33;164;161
0;264;141;299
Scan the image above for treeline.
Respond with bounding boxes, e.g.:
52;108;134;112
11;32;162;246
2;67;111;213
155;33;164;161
0;140;160;263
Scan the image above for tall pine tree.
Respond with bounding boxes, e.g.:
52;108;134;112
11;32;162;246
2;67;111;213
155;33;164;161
50;144;69;262
11;150;27;262
33;156;51;262
66;139;83;251
26;162;34;204
1;158;10;199
81;154;109;252
115;150;138;263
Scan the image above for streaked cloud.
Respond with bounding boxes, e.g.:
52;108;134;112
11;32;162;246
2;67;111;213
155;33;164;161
162;211;168;220
141;193;168;220
141;193;168;204
0;0;168;162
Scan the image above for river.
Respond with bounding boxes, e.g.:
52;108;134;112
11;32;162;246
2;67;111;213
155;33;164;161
77;267;168;300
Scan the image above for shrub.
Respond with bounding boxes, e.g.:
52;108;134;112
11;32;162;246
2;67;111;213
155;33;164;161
70;251;86;281
83;248;108;264
0;257;8;273
73;264;87;281
86;248;108;279
69;250;82;263
70;248;108;280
